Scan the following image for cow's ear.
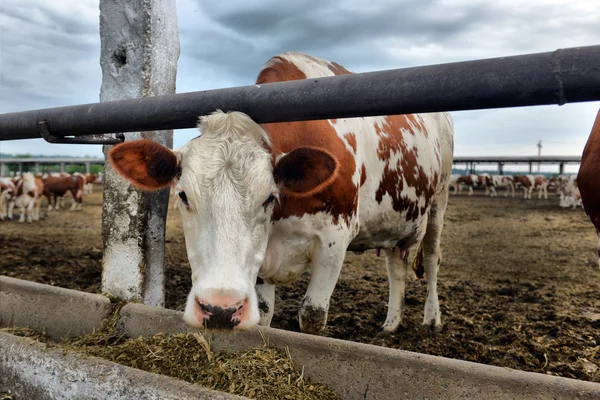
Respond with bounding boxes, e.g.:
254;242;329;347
108;140;181;191
274;147;339;197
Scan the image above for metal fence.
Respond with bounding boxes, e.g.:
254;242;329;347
1;45;599;142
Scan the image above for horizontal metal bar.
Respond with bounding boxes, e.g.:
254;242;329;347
1;45;599;141
454;156;581;163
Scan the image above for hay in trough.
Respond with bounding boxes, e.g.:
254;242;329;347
2;306;340;400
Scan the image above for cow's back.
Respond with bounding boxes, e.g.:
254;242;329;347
256;52;453;250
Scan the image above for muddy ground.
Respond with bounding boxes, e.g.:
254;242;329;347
1;185;599;383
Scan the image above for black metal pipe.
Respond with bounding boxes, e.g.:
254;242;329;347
1;45;599;141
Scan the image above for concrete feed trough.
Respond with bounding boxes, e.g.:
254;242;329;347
1;276;599;399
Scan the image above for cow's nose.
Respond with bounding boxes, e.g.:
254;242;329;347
196;296;248;329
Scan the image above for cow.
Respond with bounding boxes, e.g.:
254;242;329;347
5;172;44;223
577;109;600;268
108;52;455;335
0;177;17;220
514;174;548;199
83;173;99;195
449;174;461;194
557;175;581;209
477;173;497;197
492;175;515;197
456;174;478;196
43;173;85;211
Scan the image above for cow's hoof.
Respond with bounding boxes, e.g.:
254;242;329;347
299;301;327;335
422;320;443;334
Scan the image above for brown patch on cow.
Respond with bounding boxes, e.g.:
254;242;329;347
360;164;367;187
256;57;308;84
515;175;532;188
108;140;181;191
328;62;353;76
578;109;600;237
345;133;357;153
457;176;475;186
534;176;546;187
373;115;438;221
257;56;358;226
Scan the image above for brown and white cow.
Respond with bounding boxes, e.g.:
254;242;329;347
492;175;515;197
455;174;478;196
83;173;99;195
108;52;454;334
5;172;44;222
577;109;600;268
0;177;17;220
477;173;497;197
43;173;85;211
514;174;548;199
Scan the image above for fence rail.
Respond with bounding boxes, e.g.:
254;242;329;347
1;45;599;142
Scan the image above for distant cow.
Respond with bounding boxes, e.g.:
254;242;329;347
5;173;44;223
43;174;85;211
449;174;461;194
107;52;455;335
83;173;99;195
514;174;548;199
477;173;497;197
492;175;515;197
577;109;600;268
456;174;478;196
557;175;581;209
0;178;17;220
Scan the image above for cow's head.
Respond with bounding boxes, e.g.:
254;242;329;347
108;110;339;330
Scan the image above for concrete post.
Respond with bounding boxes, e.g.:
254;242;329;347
0;163;4;177
528;162;532;174
60;163;65;173
18;163;23;174
99;0;180;307
498;162;504;175
34;163;39;174
559;163;565;175
86;163;91;174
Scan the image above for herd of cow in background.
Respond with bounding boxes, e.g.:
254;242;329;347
0;169;583;224
0;172;101;223
449;172;581;208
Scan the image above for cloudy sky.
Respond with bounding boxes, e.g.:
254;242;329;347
1;0;598;172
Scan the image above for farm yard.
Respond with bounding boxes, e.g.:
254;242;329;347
1;183;598;383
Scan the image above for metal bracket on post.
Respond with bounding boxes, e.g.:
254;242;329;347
39;120;124;145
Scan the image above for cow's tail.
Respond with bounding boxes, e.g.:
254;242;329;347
411;241;425;279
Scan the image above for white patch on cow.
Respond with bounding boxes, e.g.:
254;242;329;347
277;52;340;78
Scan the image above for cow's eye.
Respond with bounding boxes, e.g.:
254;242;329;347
178;191;189;206
265;194;276;204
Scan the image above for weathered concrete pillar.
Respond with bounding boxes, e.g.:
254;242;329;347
34;163;39;173
99;0;180;307
0;163;5;177
60;163;65;173
559;162;565;175
498;162;504;175
18;163;23;174
528;162;533;174
85;163;91;174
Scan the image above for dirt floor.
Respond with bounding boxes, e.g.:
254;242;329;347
1;184;599;383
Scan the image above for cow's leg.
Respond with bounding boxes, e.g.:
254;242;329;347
468;186;473;196
484;186;489;196
382;248;409;332
299;241;347;334
0;193;5;220
26;199;34;223
8;200;15;219
255;279;275;327
544;186;548;200
421;197;448;331
490;186;497;197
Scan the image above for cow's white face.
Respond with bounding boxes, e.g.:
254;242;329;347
175;114;278;329
108;110;339;330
